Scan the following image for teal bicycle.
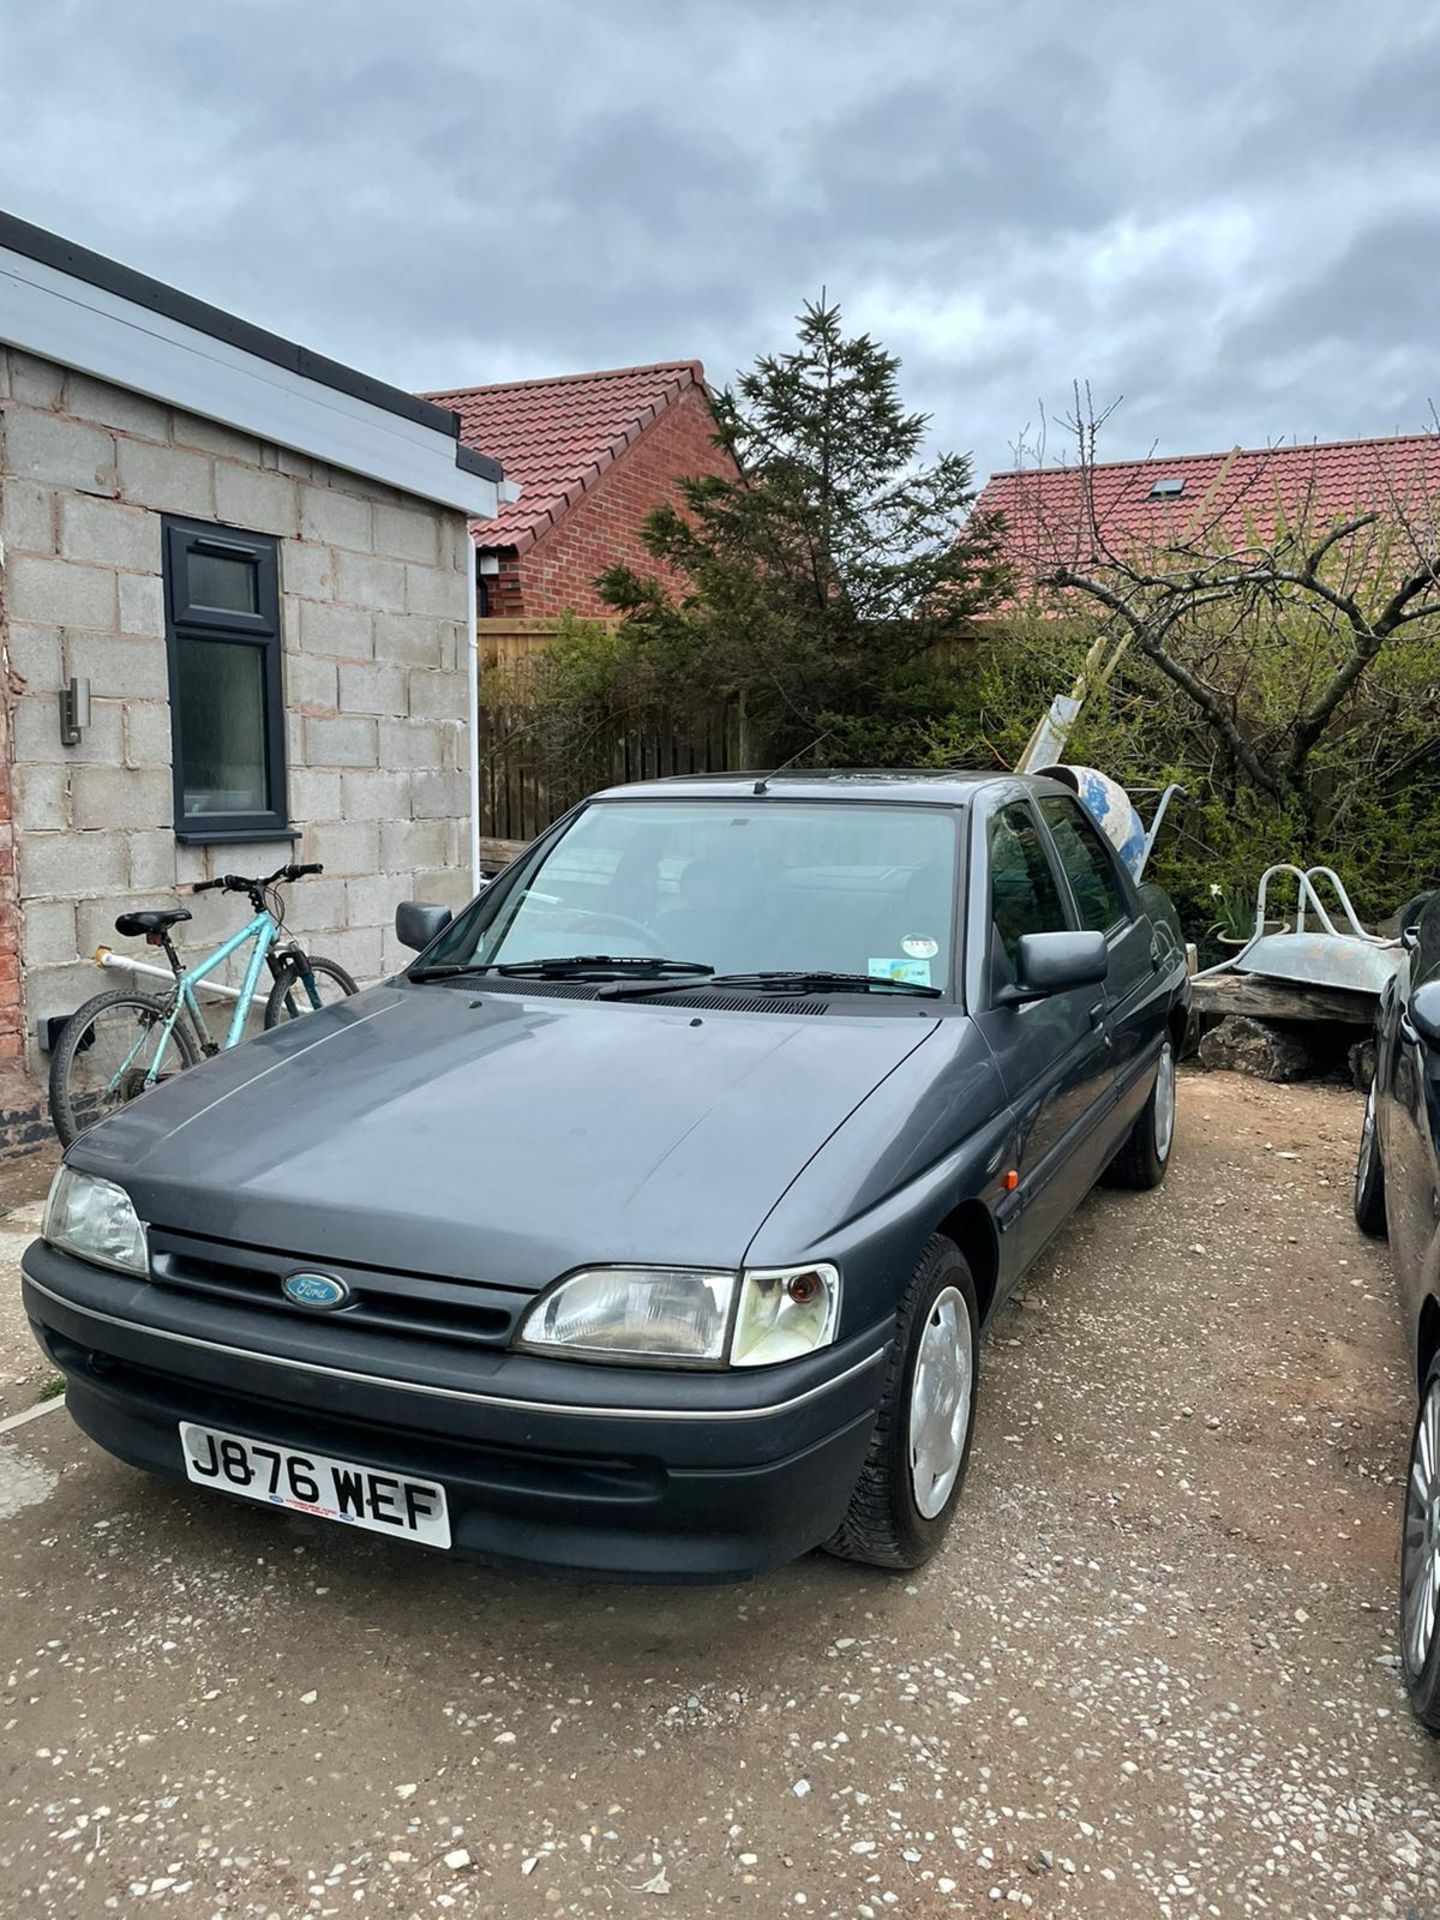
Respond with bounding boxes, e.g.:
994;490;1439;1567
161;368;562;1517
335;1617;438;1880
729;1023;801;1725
49;862;357;1146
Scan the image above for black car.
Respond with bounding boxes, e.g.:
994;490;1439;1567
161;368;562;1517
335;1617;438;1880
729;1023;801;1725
1354;887;1440;1727
25;772;1190;1582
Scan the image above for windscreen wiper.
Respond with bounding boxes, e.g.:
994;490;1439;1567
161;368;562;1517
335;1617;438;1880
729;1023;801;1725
495;955;715;979
600;969;943;1000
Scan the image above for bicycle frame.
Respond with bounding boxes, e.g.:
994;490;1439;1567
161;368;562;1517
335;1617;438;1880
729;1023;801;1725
112;909;282;1094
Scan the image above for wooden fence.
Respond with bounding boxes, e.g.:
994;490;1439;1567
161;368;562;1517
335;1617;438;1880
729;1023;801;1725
477;619;745;844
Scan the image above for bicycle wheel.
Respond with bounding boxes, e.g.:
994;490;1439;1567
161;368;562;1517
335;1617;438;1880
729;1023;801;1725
262;955;359;1029
48;988;200;1148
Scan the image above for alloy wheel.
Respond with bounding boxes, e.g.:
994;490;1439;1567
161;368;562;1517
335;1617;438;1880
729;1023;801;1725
1403;1374;1440;1679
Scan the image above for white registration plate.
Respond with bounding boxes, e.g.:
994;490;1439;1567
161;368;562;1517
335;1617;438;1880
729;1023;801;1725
178;1421;451;1549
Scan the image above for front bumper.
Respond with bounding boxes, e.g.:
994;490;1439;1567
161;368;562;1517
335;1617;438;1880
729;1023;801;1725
22;1242;886;1583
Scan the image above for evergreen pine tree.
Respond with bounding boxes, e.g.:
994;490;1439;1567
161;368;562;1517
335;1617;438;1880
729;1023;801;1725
599;297;1009;763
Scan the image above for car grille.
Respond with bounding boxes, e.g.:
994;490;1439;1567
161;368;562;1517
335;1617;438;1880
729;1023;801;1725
146;1227;529;1351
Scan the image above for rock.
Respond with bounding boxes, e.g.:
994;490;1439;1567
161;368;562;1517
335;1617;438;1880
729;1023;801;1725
1348;1038;1376;1091
1198;1015;1314;1082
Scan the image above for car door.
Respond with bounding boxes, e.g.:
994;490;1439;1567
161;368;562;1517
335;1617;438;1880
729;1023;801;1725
1037;794;1160;1128
1385;897;1440;1289
968;796;1116;1280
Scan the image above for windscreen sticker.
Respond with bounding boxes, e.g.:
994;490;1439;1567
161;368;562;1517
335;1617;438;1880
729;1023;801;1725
902;934;939;960
869;956;933;987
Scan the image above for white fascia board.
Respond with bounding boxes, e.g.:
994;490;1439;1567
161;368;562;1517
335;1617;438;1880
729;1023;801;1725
0;247;498;521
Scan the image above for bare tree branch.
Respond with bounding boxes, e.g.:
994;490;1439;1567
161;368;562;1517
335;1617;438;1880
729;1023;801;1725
1009;397;1440;815
1044;565;1285;795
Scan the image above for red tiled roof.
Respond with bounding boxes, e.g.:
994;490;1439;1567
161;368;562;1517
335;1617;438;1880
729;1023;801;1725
975;434;1440;571
425;361;708;553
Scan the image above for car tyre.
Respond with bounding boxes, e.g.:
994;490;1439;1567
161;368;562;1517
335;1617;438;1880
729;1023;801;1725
1103;1035;1177;1191
823;1235;979;1571
1353;1079;1387;1236
1402;1358;1440;1734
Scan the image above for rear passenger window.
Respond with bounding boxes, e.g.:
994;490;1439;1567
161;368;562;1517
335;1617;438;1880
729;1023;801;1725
1039;797;1131;934
988;805;1068;973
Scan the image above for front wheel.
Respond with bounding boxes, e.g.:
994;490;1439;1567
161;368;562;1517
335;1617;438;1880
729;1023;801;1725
1401;1360;1440;1733
1103;1035;1177;1190
263;955;359;1028
1353;1080;1387;1236
48;987;200;1147
823;1235;979;1570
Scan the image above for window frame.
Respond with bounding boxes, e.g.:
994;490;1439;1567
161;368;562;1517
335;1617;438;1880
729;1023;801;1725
979;798;1075;1000
162;514;293;845
419;794;970;1006
1037;793;1134;937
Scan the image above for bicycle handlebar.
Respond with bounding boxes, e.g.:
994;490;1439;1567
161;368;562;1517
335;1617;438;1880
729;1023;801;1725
193;862;324;895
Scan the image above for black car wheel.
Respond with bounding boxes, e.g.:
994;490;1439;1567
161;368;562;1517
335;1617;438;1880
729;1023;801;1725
1354;1081;1387;1236
823;1235;979;1570
1103;1036;1177;1191
1402;1359;1440;1733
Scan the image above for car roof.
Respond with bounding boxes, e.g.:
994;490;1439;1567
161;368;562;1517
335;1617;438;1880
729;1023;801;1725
591;769;1070;807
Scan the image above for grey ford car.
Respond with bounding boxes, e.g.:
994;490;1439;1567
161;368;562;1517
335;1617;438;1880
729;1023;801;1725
23;772;1190;1581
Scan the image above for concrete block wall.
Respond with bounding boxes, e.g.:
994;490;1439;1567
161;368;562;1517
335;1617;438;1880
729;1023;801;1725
0;348;475;1074
482;382;735;619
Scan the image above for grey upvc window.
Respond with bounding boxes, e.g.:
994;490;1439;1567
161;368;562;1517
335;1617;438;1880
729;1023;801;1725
162;516;291;844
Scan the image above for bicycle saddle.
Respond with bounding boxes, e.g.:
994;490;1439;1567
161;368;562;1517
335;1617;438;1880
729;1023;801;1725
115;907;192;938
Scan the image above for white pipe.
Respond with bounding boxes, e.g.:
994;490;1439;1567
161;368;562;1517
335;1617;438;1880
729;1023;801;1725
95;947;242;1001
466;542;481;895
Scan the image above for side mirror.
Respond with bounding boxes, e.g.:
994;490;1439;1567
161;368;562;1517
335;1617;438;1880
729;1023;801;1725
396;901;453;953
1410;979;1440;1048
1000;929;1109;1003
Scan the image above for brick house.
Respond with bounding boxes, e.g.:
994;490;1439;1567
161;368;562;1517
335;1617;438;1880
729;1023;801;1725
974;434;1440;574
427;362;735;620
0;211;506;1145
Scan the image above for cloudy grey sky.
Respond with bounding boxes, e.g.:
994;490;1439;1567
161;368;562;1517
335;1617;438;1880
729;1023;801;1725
2;0;1437;487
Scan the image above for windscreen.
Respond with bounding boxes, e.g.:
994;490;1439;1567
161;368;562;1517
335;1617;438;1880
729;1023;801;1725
428;800;961;993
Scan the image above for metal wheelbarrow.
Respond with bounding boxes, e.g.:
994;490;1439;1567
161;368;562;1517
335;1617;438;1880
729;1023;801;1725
1195;864;1402;996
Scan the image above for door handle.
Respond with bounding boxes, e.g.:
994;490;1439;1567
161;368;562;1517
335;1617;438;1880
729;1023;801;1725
1087;1001;1107;1030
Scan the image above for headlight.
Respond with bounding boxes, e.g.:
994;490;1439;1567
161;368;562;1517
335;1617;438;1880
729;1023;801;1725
42;1166;148;1276
517;1267;734;1365
515;1262;841;1368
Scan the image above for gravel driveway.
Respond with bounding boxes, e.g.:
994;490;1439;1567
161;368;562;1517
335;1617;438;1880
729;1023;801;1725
0;1071;1435;1918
